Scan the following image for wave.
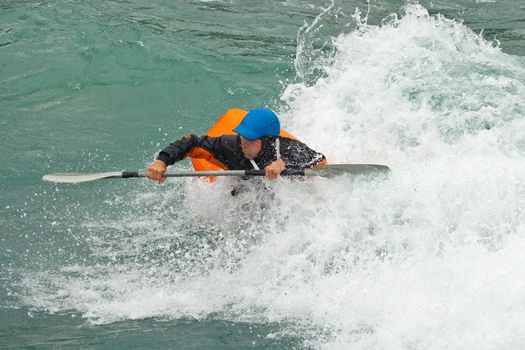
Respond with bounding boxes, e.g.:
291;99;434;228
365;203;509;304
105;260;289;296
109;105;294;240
17;3;525;349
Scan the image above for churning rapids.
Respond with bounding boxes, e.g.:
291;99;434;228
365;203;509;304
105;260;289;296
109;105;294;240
15;4;525;349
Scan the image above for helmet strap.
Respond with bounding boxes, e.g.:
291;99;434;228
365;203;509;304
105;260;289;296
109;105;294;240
250;159;260;170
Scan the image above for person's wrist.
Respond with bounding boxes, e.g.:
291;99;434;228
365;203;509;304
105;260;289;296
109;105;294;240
154;159;167;169
277;159;285;170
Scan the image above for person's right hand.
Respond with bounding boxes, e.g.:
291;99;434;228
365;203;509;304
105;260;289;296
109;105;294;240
146;159;168;183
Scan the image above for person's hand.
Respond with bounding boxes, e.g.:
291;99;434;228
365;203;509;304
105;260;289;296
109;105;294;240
146;159;168;183
264;159;285;180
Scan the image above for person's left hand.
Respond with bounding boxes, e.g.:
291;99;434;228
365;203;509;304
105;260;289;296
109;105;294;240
264;159;286;180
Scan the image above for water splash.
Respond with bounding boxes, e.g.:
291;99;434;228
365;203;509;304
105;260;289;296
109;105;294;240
16;3;525;349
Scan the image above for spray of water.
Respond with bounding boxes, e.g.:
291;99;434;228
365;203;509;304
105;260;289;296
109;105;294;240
18;3;525;349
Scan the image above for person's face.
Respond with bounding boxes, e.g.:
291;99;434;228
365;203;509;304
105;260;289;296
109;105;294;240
240;137;262;159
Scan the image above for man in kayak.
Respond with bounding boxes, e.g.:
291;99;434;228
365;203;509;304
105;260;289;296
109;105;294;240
146;108;327;182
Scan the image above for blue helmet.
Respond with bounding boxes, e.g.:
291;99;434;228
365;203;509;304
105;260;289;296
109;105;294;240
233;108;281;140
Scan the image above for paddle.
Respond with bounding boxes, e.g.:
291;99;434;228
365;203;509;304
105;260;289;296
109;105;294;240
42;164;390;184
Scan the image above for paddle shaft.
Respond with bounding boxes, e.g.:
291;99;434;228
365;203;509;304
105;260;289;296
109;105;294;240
123;169;307;178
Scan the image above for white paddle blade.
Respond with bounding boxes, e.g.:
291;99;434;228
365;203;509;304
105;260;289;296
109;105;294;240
42;172;123;184
307;164;390;178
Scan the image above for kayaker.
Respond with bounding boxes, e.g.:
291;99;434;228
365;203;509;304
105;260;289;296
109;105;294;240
146;108;327;182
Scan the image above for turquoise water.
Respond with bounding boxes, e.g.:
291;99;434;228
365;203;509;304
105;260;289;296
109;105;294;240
1;0;525;349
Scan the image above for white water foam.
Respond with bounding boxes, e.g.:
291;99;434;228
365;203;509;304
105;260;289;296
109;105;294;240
19;3;525;349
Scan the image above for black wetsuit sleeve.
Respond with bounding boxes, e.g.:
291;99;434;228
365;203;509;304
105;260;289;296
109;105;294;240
156;134;220;165
279;138;326;169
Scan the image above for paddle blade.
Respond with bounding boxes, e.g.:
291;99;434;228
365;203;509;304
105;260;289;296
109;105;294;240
307;164;390;178
42;172;123;184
